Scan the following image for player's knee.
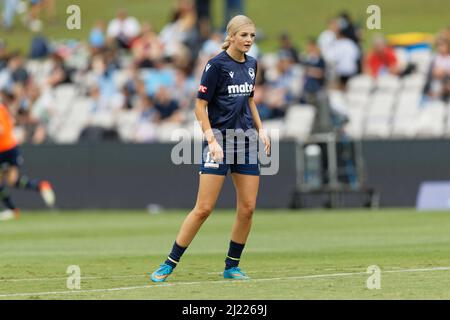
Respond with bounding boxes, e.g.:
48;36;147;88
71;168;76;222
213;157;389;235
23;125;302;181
238;203;255;219
193;205;214;220
5;174;17;187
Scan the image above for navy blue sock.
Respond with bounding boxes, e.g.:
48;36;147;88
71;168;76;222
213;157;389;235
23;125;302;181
164;241;187;268
0;185;16;210
15;175;39;191
225;240;245;270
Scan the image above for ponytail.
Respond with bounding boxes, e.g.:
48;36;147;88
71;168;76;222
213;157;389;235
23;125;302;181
221;35;231;50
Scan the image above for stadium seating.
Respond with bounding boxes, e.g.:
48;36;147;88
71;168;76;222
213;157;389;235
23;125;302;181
284;104;316;141
20;46;442;144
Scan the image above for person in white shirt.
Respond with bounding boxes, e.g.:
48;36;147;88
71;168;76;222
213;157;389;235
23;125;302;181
318;18;339;63
106;9;141;49
327;29;360;90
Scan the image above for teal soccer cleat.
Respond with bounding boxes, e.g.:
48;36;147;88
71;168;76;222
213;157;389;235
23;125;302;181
223;267;250;280
150;263;173;282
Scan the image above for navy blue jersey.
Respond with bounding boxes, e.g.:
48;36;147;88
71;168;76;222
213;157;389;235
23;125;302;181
197;51;257;134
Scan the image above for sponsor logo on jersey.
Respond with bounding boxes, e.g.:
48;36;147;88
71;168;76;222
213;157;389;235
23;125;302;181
229;71;234;78
248;68;255;80
198;85;208;93
227;82;254;96
205;64;211;72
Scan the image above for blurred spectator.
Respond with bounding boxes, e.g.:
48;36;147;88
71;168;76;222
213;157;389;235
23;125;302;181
301;38;333;133
29;33;50;59
106;9;141;49
153;86;183;123
14;83;47;144
89;20;106;54
364;34;399;78
130;22;163;69
337;12;362;73
159;0;200;62
9;53;29;86
424;36;450;102
142;59;176;97
87;54;123;115
327;29;360;90
270;49;299;104
2;0;18;30
253;84;272;120
134;94;157;142
0;40;8;70
278;32;300;64
173;68;196;110
28;0;56;30
337;12;361;47
318;18;339;63
46;53;72;88
120;65;141;110
199;30;223;59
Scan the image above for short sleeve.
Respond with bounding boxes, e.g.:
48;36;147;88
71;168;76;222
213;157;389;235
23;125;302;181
197;62;220;102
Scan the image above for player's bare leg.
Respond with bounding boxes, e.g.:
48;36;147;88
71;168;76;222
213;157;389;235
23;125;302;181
150;173;225;282
223;173;259;280
230;173;259;244
0;168;19;220
176;173;226;247
4;166;55;208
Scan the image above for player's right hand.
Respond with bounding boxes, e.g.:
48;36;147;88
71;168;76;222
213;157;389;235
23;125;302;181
208;140;224;163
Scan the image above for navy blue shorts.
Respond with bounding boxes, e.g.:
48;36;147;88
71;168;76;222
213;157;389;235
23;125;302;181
0;146;23;170
199;141;260;176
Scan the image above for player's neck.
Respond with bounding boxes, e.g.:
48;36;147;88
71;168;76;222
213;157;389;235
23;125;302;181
226;47;245;63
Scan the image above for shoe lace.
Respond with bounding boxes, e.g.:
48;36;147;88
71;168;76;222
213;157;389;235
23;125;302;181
159;264;172;273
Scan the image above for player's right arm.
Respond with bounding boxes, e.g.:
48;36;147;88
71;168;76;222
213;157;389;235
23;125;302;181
195;61;223;162
194;98;223;162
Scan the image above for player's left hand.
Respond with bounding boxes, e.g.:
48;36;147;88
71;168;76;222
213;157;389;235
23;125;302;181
259;129;270;156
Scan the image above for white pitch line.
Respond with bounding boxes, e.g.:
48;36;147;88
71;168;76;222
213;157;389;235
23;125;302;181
1;272;253;281
0;266;449;298
0;274;146;283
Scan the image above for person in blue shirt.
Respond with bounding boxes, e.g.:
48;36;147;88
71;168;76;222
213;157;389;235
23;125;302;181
150;15;270;282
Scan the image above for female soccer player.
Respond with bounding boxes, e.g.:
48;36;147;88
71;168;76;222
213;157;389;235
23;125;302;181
150;15;270;282
0;100;55;221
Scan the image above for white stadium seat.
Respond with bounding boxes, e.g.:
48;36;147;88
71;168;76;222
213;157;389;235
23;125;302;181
402;74;426;91
116;110;140;142
284;104;316;141
375;74;401;93
409;50;433;74
416;100;446;138
262;119;285;139
367;92;395;117
344;108;364;139
347;74;374;94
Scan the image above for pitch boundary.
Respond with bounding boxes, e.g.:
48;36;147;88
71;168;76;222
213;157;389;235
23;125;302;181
0;266;449;298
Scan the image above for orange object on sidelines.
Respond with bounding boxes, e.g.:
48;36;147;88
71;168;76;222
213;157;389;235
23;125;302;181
0;104;17;152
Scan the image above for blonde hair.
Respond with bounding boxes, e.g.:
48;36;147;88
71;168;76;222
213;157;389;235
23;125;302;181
221;15;255;50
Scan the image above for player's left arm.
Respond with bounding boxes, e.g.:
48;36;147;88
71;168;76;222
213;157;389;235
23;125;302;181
248;96;270;155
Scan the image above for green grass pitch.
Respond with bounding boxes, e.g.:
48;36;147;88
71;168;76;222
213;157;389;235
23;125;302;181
1;209;450;300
